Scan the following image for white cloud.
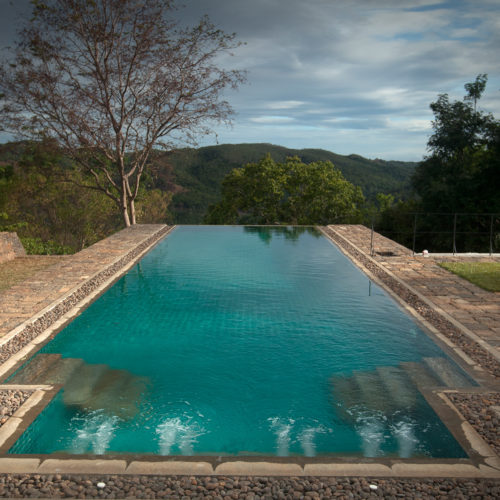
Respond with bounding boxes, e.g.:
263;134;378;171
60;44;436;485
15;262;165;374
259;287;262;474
267;100;307;110
384;118;432;132
249;116;295;124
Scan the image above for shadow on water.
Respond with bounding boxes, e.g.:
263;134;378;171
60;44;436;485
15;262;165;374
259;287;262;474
243;226;321;245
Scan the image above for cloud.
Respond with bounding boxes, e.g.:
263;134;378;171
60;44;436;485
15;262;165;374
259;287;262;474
1;0;499;161
266;101;307;110
249;116;295;124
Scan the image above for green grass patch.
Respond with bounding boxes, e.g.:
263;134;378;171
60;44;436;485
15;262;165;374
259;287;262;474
439;262;500;292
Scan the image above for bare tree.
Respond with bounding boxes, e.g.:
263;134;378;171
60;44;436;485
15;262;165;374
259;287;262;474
0;0;245;226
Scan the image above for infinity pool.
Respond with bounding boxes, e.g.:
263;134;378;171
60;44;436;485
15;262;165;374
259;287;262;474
10;226;468;457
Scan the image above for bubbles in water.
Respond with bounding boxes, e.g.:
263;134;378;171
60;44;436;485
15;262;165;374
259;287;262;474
268;417;294;457
355;412;386;457
391;418;418;458
298;426;326;457
156;416;205;455
71;411;119;454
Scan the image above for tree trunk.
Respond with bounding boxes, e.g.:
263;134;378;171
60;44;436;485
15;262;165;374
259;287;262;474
129;198;137;225
120;188;131;227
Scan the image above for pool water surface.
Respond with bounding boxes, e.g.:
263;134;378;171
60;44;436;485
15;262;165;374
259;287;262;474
9;226;468;457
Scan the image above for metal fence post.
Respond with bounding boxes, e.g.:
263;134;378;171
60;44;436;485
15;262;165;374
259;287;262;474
412;213;418;256
370;217;374;257
452;213;457;255
490;214;494;256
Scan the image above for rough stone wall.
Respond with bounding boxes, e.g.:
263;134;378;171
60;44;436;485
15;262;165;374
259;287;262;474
0;233;26;264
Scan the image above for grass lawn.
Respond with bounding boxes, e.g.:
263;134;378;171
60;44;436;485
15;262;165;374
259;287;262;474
439;262;500;292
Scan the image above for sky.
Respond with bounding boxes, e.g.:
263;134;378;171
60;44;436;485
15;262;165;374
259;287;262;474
0;0;499;161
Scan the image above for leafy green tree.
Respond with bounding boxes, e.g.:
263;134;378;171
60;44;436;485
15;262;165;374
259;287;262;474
464;73;487;111
135;189;172;224
412;74;500;214
205;155;364;225
394;74;500;252
0;141;121;252
284;157;364;224
375;193;395;213
1;140;174;252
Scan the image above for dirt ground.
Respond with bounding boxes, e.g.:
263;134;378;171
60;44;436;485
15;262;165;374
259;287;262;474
0;256;67;293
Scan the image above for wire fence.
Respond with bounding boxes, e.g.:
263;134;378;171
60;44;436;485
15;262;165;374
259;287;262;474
374;212;500;255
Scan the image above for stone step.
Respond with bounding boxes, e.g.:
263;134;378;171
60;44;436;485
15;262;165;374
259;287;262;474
331;375;361;417
39;357;84;385
400;361;442;389
83;369;147;419
63;363;108;406
352;370;394;414
422;357;473;388
9;353;61;384
376;365;418;409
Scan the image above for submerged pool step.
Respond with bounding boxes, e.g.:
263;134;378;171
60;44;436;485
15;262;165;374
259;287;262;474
63;363;148;420
9;353;61;384
352;370;395;414
422;357;474;388
331;375;362;418
37;357;85;385
399;361;441;389
63;363;109;406
83;368;147;419
376;366;418;409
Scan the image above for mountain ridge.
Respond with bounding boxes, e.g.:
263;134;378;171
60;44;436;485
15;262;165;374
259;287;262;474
154;143;417;223
0;141;418;224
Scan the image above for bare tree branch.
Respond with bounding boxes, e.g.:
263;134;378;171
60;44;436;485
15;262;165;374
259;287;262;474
0;0;245;226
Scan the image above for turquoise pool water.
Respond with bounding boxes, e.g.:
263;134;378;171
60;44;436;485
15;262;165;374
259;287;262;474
10;226;467;457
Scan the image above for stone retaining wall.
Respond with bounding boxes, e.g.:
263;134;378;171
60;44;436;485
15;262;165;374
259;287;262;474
0;233;25;264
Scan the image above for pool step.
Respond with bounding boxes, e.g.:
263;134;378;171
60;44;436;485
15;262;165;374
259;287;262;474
422;357;473;387
352;370;394;414
63;363;109;406
376;366;417;409
331;361;443;419
82;369;148;419
332;358;474;421
38;357;84;385
400;361;442;389
84;369;136;412
63;363;148;419
331;375;361;418
9;353;61;384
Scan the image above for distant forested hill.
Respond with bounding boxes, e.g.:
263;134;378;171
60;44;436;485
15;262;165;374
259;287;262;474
0;141;417;225
153;143;418;223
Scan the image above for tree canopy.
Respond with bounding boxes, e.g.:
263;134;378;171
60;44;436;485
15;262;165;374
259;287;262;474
0;140;173;253
375;75;500;253
0;0;245;227
412;74;500;214
204;155;365;225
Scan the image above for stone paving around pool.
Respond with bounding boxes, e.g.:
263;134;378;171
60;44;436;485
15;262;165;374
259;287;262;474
0;223;499;486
